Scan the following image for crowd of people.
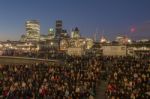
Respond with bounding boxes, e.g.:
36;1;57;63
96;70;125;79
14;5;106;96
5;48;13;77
0;53;149;99
105;56;150;99
0;56;102;99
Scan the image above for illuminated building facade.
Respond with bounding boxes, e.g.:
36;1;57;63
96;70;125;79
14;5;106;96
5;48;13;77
71;27;80;39
60;29;69;39
25;20;40;41
60;39;69;51
86;38;94;49
116;36;132;44
100;36;108;43
19;20;93;53
48;28;55;39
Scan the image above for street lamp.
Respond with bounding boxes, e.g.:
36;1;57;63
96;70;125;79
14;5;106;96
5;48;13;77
50;42;54;46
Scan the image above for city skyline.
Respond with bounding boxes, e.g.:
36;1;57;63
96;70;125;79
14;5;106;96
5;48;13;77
0;0;150;41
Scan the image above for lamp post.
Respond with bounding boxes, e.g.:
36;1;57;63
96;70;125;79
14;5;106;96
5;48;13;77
28;42;32;57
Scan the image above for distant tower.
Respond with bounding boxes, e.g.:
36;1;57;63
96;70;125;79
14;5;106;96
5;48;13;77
94;32;97;42
71;27;80;38
93;28;98;42
55;20;62;39
25;20;40;41
48;28;55;39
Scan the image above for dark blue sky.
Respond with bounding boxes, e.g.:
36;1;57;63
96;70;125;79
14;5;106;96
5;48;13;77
0;0;150;41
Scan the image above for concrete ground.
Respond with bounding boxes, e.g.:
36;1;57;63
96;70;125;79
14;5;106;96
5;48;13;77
95;80;108;99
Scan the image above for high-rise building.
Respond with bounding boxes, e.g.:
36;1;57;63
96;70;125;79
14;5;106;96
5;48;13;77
48;28;55;39
71;27;80;39
25;20;40;41
55;20;62;39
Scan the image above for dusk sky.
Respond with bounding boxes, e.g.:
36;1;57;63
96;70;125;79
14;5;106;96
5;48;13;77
0;0;150;41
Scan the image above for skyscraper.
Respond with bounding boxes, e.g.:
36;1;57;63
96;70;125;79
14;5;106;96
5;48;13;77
25;20;40;41
55;20;62;39
48;28;55;39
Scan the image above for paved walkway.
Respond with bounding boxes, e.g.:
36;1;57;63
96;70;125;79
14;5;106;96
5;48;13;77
0;56;59;64
95;80;108;99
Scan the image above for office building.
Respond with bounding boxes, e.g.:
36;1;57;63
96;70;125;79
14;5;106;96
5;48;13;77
55;20;62;39
25;20;40;41
48;28;55;39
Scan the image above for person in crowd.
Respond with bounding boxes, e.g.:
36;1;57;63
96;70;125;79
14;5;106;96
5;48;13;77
105;55;150;99
0;55;101;98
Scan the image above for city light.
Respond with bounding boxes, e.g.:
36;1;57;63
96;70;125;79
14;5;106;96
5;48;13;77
0;1;150;98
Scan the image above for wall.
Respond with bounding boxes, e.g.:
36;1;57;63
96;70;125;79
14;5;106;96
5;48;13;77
102;45;127;56
67;47;84;56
